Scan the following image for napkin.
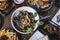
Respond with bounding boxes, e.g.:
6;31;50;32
38;35;49;40
29;30;44;40
51;9;60;26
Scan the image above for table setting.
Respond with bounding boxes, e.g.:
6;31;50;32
0;0;60;40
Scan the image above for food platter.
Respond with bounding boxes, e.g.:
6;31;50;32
11;6;39;34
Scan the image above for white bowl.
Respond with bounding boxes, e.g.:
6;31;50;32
13;0;24;4
11;6;39;34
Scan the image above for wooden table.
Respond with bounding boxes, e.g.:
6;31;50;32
2;1;60;40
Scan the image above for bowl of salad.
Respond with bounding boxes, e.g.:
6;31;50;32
11;6;39;34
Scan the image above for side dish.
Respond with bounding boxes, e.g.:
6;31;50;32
28;0;50;8
0;29;18;40
0;0;8;10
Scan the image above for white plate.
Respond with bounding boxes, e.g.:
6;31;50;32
11;6;39;34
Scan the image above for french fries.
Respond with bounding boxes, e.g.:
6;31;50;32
0;29;18;40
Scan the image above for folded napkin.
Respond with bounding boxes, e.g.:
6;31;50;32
51;9;60;26
38;35;49;40
29;30;44;40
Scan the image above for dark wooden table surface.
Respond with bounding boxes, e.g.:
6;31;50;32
2;1;60;40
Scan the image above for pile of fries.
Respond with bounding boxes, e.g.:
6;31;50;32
0;29;18;40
